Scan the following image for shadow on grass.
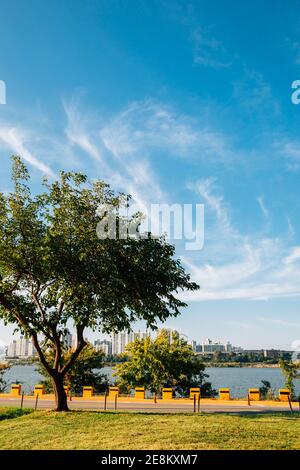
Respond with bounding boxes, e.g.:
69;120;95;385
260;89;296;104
48;409;300;420
0;408;33;422
208;411;300;419
3;405;299;421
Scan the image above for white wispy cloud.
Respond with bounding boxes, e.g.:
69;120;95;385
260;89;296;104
191;27;233;68
0;125;56;177
287;217;295;237
63;99;104;162
181;179;300;302
277;140;300;171
286;38;300;65
163;2;235;69
259;317;300;329
257;196;269;218
1;98;236;185
1;98;299;304
100;100;236;166
63;100;169;220
62;98;236;221
196;178;233;234
283;246;300;265
233;68;280;115
272;138;300;172
225;320;257;332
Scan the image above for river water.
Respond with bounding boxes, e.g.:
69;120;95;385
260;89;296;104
3;365;300;398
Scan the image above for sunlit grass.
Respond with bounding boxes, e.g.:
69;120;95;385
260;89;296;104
0;409;299;450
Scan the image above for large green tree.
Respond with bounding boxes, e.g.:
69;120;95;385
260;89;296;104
0;156;199;411
115;330;216;397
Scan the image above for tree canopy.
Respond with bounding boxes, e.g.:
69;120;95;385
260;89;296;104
0;156;199;410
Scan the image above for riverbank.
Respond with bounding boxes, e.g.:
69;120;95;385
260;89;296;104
204;363;280;368
4;359;282;368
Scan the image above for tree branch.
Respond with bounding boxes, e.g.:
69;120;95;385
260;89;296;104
51;325;63;372
30;330;53;376
0;290;53;376
60;325;87;375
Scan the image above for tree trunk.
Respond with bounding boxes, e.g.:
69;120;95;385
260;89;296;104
52;373;69;412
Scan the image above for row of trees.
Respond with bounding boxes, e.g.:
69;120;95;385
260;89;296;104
207;351;292;364
37;339;300;399
36;330;216;397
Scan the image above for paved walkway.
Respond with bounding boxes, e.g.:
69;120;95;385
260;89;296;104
0;397;298;413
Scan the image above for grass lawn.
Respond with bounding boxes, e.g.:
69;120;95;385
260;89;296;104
0;408;299;450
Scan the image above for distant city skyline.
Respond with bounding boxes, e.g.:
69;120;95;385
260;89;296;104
2;327;292;356
1;314;298;351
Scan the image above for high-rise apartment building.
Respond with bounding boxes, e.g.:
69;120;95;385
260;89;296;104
94;339;112;356
199;338;233;353
111;330;148;355
6;340;17;358
6;337;37;358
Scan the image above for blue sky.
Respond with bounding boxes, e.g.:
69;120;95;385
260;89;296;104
1;0;300;349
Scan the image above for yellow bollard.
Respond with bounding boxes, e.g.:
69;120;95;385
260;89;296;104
134;387;145;400
34;384;45;396
279;389;291;402
108;386;119;398
248;388;260;401
82;386;94;398
162;388;173;400
189;387;200;400
10;384;21;396
219;388;230;400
